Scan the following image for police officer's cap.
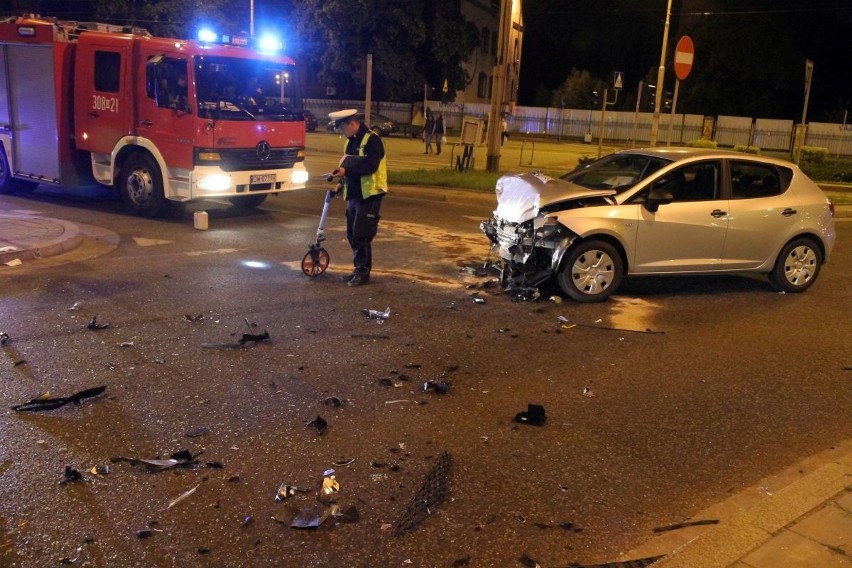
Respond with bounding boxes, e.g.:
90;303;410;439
329;109;360;128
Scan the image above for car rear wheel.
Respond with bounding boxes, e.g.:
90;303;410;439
558;240;623;302
229;194;268;208
769;237;822;293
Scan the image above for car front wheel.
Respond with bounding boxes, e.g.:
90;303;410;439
769;237;822;293
557;240;623;302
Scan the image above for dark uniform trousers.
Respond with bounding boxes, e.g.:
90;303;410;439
346;194;384;275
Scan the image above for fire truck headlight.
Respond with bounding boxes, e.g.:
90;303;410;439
198;174;231;192
291;170;309;184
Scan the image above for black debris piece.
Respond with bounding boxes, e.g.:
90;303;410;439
653;519;719;533
453;556;472;567
136;529;153;539
514;403;547;426
518;554;539;567
306;415;328;435
566;555;664;568
422;380;450;394
61;466;83;484
87;316;110;330
0;332;8;345
238;330;270;345
332;504;360;524
111;449;202;472
183;314;204;322
11;386;107;412
185;427;209;438
391;451;452;536
323;396;344;407
510;287;541;302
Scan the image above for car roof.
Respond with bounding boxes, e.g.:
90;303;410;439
622;147;798;169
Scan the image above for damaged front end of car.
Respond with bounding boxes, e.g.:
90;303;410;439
480;172;615;296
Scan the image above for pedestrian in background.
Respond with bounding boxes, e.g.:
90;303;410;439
434;111;446;155
501;115;509;146
423;108;435;154
328;109;388;287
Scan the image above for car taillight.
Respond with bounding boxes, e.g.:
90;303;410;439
828;200;835;217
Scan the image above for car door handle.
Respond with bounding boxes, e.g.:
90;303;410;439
782;208;797;217
139;119;153;127
710;209;727;218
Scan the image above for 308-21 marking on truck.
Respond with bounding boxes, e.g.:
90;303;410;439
92;95;118;113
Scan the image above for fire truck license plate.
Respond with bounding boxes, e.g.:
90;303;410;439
250;174;276;184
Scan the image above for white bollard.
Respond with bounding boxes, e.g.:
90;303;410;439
194;211;209;230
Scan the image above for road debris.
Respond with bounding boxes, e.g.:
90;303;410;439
112;449;204;472
392;451;451;536
60;466;83;484
165;483;201;511
11;385;106;412
362;306;391;321
653;519;719;533
422;380;450;394
86;316;110;330
514;403;547;426
306;415;328;435
274;482;310;502
0;332;8;345
185;427;209;438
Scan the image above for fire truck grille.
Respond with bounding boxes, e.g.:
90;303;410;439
207;148;303;172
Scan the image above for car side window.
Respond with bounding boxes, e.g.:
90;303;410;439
730;161;785;199
653;161;721;203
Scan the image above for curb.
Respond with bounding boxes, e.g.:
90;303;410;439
0;215;83;265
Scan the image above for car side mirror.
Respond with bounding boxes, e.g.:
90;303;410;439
644;188;673;213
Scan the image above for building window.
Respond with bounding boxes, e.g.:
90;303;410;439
491;31;498;55
481;27;490;54
477;72;487;98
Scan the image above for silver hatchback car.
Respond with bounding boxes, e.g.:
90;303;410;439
481;148;836;302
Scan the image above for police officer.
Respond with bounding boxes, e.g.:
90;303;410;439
329;109;388;286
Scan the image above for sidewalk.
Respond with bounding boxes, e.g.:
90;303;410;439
0;211;81;265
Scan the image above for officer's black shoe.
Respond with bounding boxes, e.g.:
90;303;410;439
347;273;370;287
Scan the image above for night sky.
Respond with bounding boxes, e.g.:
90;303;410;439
519;0;852;121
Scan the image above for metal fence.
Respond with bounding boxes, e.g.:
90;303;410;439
304;98;851;156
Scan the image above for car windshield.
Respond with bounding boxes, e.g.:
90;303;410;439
194;55;302;122
562;154;671;194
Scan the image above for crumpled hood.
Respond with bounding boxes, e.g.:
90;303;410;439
494;172;616;224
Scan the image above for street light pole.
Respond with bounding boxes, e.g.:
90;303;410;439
649;0;673;147
250;0;254;36
486;0;512;172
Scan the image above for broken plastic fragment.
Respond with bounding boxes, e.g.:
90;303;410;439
291;506;332;530
362;307;391;320
112;449;201;472
332;458;355;466
87;316;110;330
88;465;110;475
422;380;450;394
321;474;340;495
68;301;82;311
514;403;547;426
165;483;201;510
61;466;83;484
306;415;328;435
185;427;209;438
11;386;107;412
471;296;486;304
0;332;9;345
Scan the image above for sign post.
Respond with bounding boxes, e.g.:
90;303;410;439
668;36;694;146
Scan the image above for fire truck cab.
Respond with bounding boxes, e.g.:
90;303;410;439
0;15;308;217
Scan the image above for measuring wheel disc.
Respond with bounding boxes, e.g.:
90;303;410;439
301;248;330;277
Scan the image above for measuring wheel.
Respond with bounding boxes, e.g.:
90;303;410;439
301;245;330;277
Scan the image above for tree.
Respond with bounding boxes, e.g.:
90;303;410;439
92;0;242;38
551;68;605;110
294;0;477;102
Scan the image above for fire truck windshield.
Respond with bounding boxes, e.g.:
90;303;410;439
195;55;301;122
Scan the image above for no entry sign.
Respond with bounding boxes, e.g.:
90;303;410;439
674;36;694;81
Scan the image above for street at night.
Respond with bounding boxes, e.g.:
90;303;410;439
1;134;850;567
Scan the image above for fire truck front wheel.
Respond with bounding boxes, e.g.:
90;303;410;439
121;153;168;218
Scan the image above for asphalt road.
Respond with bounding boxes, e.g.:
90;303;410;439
0;144;850;567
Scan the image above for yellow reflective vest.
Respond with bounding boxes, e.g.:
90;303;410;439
342;132;388;200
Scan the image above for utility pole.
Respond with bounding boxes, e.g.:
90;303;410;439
649;0;673;147
486;0;513;172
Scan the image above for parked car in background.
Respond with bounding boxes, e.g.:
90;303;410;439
302;110;318;132
481;148;836;302
327;113;399;137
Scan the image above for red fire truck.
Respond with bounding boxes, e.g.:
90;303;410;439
0;15;308;216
